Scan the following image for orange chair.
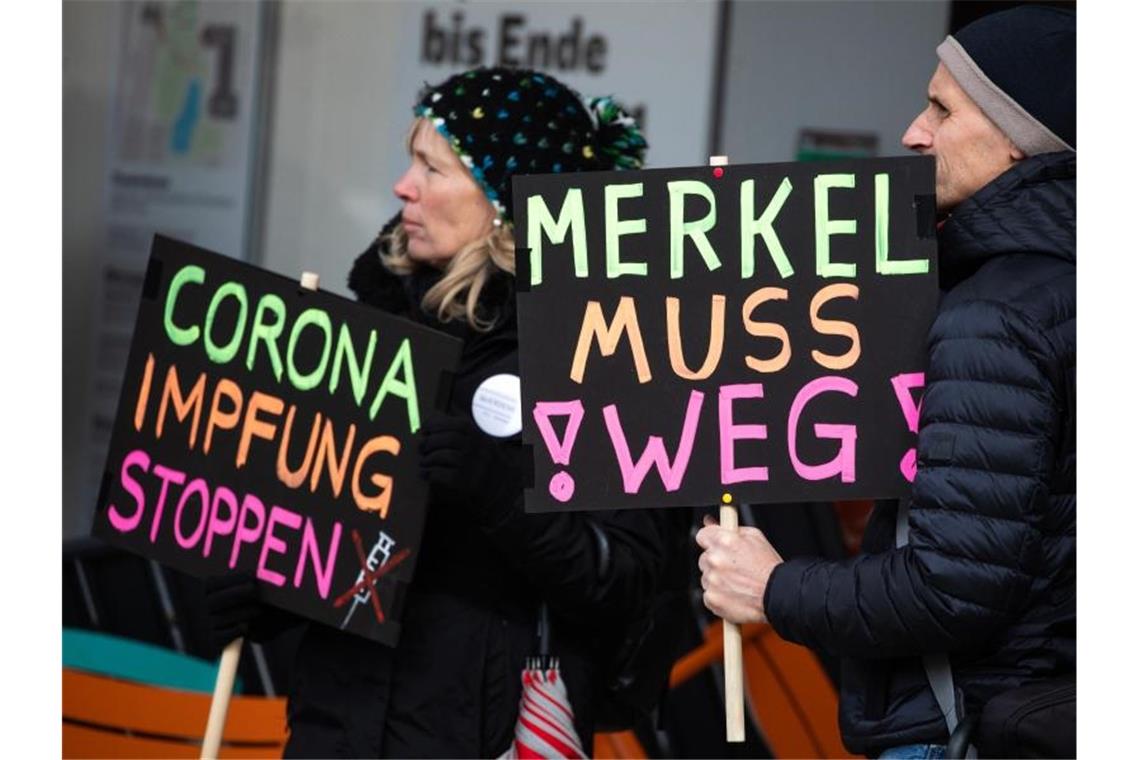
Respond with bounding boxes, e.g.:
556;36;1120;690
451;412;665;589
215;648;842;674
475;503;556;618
65;625;851;759
593;729;647;759
598;617;855;758
670;620;855;759
63;667;287;759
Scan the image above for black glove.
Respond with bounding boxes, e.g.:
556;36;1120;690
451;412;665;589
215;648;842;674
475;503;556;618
203;572;267;649
418;412;495;495
203;573;313;653
419;411;531;522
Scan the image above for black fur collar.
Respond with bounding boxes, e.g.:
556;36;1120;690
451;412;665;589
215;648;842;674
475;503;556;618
346;215;517;344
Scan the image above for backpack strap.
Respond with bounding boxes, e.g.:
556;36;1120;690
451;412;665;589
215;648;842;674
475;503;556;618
895;499;977;759
586;519;612;579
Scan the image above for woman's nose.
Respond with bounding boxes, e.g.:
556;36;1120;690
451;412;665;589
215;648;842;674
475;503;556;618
393;169;417;202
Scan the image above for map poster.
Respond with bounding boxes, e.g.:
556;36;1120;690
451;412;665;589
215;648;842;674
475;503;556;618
83;1;267;527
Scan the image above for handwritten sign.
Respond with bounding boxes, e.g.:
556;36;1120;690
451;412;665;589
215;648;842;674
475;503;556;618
93;236;462;645
513;156;937;512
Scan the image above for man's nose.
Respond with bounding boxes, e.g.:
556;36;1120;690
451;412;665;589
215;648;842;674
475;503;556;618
901;114;931;152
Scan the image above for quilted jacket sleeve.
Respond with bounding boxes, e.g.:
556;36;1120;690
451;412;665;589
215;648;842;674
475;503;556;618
764;296;1064;658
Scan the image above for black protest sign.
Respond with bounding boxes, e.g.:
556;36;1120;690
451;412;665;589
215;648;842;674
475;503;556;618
92;236;462;646
513;156;938;512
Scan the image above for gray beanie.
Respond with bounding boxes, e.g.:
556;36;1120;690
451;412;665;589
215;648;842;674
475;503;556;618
937;6;1075;155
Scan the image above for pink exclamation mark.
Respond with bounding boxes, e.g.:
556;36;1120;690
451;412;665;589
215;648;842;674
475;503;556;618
890;372;925;482
532;400;586;503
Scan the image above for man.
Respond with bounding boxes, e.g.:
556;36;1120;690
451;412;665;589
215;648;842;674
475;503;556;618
697;6;1075;758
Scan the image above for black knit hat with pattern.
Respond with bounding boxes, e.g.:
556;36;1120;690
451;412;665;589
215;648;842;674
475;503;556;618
938;5;1075;155
414;67;647;222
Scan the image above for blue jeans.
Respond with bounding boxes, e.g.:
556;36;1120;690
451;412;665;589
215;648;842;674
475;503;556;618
878;745;947;759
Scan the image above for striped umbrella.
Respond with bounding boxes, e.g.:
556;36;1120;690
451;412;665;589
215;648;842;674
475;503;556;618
500;657;587;759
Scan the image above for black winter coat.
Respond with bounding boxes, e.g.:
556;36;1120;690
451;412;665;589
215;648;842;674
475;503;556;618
764;152;1076;755
280;229;675;758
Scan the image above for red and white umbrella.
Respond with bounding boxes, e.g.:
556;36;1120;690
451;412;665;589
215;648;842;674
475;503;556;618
500;657;587;759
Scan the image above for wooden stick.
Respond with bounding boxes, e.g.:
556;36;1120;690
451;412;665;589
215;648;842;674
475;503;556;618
707;154;746;742
200;637;243;759
720;495;746;742
201;270;320;758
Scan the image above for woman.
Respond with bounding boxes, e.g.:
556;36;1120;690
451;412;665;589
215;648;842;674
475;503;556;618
210;67;678;758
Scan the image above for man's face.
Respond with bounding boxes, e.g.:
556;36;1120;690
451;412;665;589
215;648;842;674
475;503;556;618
902;64;1025;212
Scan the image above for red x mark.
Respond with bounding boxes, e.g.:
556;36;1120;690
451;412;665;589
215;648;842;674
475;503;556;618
332;529;412;624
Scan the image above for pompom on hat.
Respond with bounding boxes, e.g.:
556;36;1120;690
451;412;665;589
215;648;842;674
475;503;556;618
413;67;647;223
937;5;1075;156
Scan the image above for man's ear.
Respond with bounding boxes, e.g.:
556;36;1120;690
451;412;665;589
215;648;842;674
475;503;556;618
1008;138;1026;162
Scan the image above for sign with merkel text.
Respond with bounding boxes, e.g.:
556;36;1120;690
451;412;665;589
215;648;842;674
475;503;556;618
513;156;938;512
93;236;462;645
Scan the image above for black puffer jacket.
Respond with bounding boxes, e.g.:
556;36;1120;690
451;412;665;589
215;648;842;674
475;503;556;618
280;228;676;758
764;151;1076;755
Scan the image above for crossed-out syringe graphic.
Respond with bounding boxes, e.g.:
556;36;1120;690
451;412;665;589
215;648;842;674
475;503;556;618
340;530;395;629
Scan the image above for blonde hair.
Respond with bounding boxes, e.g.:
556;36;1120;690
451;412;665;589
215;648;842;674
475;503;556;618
380;222;515;331
382;118;516;330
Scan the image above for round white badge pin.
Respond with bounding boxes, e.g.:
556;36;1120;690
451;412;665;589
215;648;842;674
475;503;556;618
471;373;522;438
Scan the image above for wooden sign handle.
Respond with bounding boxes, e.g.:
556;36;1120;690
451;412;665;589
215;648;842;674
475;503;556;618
707;154;745;743
202;270;320;758
720;497;746;743
201;637;243;759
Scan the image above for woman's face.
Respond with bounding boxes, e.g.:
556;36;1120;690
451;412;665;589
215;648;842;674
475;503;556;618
393;120;496;268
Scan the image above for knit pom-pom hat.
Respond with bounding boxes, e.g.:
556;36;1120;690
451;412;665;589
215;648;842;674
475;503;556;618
937;6;1075;155
413;67;648;222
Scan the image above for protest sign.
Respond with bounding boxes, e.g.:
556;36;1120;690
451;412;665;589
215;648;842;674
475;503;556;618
93;236;462;646
513;156;938;513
